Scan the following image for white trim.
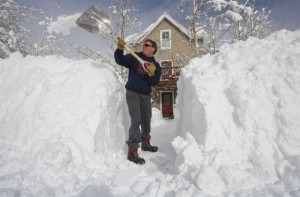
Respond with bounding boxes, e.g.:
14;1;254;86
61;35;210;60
160;30;171;49
126;13;191;44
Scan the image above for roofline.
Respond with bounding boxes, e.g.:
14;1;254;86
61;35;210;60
148;13;189;37
126;13;191;44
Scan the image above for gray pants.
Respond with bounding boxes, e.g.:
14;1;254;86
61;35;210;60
126;90;152;149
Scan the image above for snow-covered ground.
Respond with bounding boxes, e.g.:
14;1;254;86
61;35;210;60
0;29;300;196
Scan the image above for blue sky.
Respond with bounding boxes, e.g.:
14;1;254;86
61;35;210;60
17;0;300;51
17;0;300;30
270;0;300;31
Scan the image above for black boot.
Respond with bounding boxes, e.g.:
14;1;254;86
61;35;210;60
128;145;145;165
141;138;158;152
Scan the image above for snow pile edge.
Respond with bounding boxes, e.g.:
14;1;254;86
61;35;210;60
173;29;300;195
0;53;126;194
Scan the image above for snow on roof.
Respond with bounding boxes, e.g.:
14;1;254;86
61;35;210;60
126;13;189;45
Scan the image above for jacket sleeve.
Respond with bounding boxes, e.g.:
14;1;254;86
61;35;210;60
114;48;131;68
147;62;161;86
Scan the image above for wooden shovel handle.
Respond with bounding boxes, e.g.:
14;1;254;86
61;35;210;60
123;45;149;73
123;45;144;65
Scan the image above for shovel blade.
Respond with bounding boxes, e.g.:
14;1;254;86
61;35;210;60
76;5;111;34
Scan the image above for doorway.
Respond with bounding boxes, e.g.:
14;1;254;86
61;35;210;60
161;91;174;118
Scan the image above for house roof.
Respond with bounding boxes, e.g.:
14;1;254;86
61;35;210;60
126;13;190;45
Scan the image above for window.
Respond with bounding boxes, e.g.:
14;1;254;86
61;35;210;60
160;60;173;80
160;30;171;49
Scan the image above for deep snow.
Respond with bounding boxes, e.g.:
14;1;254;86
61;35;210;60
0;29;300;196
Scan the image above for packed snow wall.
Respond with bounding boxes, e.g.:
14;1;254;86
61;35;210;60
0;53;126;164
173;30;300;195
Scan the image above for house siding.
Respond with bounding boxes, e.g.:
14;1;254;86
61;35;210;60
127;15;201;118
131;19;194;68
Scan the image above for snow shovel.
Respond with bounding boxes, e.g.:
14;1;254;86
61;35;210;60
76;5;150;74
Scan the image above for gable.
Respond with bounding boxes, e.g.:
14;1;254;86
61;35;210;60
154;18;190;41
126;13;190;45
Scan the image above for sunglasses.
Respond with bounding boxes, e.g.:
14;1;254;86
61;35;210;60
143;43;153;48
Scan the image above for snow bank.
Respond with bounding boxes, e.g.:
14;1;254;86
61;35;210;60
0;53;126;195
173;29;300;195
1;29;300;196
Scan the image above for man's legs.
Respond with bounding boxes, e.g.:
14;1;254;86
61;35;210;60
126;90;157;162
140;94;158;152
126;90;141;149
126;90;145;164
140;93;152;140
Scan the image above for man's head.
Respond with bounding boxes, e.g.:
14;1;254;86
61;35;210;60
142;39;157;57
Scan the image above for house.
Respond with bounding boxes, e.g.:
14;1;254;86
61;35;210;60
126;13;203;118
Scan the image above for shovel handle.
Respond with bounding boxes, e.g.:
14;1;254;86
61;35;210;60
123;45;149;73
123;45;144;64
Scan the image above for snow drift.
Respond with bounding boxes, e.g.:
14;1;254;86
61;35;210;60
0;29;300;196
0;54;127;195
0;53;125;156
174;29;300;195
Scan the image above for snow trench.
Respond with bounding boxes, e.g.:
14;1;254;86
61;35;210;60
0;29;300;196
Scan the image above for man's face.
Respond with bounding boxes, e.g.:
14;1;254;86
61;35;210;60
142;42;155;57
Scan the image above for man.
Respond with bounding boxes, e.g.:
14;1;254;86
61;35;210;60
114;38;161;165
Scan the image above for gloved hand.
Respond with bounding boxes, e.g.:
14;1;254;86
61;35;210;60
117;37;126;50
145;62;156;77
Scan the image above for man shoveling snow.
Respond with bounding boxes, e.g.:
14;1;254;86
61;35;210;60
114;38;161;164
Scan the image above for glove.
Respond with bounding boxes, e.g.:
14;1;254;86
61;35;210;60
145;62;156;77
117;37;125;50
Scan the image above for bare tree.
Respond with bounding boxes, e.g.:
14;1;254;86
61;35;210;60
177;0;272;56
109;0;141;78
0;0;32;58
109;0;141;39
178;0;207;57
28;17;76;57
230;6;272;41
72;45;118;70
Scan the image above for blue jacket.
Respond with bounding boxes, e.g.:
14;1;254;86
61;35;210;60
114;49;161;94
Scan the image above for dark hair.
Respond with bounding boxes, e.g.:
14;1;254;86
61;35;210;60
144;39;157;55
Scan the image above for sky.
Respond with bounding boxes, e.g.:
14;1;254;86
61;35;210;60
16;0;175;52
16;0;300;52
270;0;300;31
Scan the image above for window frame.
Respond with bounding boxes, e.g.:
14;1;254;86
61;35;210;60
160;60;173;79
160;30;171;49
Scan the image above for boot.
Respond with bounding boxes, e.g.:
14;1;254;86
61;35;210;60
127;145;145;165
141;138;158;152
